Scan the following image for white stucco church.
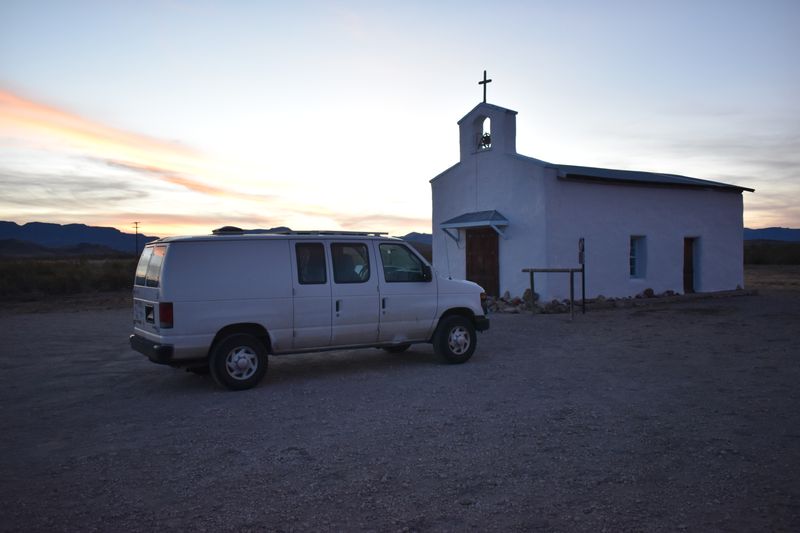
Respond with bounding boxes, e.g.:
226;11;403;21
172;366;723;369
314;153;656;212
430;97;754;302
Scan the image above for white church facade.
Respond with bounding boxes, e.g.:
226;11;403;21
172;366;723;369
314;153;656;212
430;101;754;302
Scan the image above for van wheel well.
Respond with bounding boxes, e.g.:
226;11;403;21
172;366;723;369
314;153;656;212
211;324;271;354
432;308;476;341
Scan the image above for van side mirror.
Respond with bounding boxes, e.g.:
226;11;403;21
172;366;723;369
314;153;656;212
422;264;432;282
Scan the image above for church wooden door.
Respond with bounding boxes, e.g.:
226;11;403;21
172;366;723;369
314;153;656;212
466;227;499;297
683;238;696;293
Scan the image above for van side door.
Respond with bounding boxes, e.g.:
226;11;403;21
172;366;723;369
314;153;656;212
329;241;380;345
289;241;332;349
376;242;438;343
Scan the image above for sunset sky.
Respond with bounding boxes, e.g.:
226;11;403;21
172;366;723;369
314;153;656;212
1;0;798;237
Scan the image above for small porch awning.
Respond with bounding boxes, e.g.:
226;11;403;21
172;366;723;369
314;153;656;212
440;210;509;241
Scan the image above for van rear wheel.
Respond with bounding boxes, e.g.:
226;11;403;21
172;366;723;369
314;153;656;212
209;333;268;390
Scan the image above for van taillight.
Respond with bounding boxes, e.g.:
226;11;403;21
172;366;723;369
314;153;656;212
159;302;174;328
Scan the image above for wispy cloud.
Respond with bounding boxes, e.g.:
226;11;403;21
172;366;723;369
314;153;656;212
0;89;237;199
0;90;197;162
0;168;149;210
103;159;276;202
0;88;433;236
334;213;430;231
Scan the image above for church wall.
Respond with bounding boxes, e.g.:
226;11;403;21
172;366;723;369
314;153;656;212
431;164;469;280
487;155;548;296
541;177;745;301
432;100;748;305
431;151;548;293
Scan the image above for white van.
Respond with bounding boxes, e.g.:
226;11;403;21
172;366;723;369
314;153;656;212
130;229;489;390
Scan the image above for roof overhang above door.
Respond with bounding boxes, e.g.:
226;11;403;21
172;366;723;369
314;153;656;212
439;210;509;242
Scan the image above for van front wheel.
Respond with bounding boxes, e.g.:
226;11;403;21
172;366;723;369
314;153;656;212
209;333;268;390
434;315;476;364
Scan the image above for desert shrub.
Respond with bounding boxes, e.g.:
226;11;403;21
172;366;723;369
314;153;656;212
0;257;136;299
744;241;800;265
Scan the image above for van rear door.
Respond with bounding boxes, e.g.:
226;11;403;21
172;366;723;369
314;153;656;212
133;244;168;336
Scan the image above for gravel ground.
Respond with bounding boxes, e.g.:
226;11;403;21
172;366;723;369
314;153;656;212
1;288;799;531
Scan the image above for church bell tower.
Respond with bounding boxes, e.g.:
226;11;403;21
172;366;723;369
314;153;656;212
456;71;517;160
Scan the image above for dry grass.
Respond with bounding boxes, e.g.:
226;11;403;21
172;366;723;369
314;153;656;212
3;263;795;316
0;257;135;300
745;264;800;291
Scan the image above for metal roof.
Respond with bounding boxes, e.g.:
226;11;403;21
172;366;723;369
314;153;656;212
440;210;509;228
550;164;754;192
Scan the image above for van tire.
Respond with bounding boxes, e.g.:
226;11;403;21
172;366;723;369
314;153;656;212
434;315;476;364
209;333;268;390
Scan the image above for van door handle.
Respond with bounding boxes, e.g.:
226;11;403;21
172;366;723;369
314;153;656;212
382;297;386;309
336;300;341;312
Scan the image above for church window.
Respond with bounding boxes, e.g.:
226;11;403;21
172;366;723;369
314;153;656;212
630;236;646;278
479;117;491;149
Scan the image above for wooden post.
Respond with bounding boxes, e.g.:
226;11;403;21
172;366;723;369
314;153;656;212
529;271;535;314
569;270;575;320
581;264;586;314
522;267;588;319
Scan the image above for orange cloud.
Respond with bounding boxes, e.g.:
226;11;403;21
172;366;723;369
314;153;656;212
0;88;222;195
0;90;192;153
104;160;275;201
0;89;434;237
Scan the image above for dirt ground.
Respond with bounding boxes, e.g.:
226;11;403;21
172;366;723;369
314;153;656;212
1;267;798;531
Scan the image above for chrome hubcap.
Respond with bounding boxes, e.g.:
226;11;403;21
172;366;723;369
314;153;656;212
448;326;471;355
225;346;258;380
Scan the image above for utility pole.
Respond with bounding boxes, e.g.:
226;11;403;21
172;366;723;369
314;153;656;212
133;221;140;257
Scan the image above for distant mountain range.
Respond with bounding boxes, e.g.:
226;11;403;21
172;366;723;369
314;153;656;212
0;221;159;254
743;227;800;242
0;221;436;258
400;232;433;245
4;221;794;259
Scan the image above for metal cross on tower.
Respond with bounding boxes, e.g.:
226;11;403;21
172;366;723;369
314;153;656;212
478;70;492;103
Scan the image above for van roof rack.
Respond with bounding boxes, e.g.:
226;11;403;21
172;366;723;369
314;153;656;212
277;230;388;236
211;227;389;237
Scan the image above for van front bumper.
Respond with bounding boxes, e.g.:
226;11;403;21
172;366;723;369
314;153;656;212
475;316;490;331
130;334;175;365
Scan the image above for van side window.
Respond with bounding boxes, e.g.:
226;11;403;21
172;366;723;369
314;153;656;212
379;243;427;282
331;243;370;284
296;243;327;284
